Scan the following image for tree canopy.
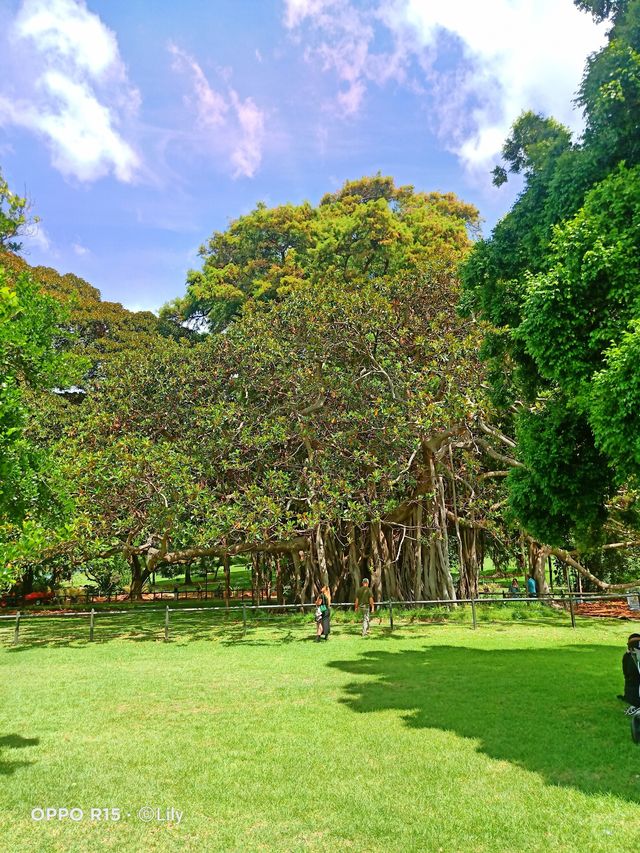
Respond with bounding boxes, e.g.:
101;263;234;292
47;176;498;601
4;1;640;601
461;0;640;553
162;174;479;333
0;266;77;580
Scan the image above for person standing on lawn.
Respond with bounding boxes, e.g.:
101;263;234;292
314;585;331;641
526;574;537;597
354;578;375;637
621;634;640;714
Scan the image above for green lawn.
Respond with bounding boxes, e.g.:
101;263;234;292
1;617;639;852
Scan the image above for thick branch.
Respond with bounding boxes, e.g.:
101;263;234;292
477;419;516;448
148;536;311;566
601;541;640;552
474;438;523;468
547;544;640;592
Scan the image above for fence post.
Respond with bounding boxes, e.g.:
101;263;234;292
165;606;170;642
389;599;394;631
89;608;95;642
242;600;247;636
471;595;477;630
13;611;20;645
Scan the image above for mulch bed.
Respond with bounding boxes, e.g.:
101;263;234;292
575;599;640;620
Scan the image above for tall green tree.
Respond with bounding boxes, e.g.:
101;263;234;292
162;174;478;333
461;0;640;566
60;177;495;601
0;268;76;583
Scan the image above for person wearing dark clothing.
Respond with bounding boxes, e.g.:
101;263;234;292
314;586;331;641
622;634;640;711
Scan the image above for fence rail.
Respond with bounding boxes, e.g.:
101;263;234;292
1;593;639;647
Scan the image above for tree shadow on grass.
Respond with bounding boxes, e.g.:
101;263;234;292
1;612;369;650
0;733;39;776
328;644;640;803
1;612;247;650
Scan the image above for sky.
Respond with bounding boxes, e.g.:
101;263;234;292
0;0;608;312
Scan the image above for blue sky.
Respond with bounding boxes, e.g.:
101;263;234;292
0;0;607;312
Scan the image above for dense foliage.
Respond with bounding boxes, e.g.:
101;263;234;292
162;175;478;332
0;248;195;587
0;267;77;580
57;177;490;599
4;1;640;597
461;0;640;555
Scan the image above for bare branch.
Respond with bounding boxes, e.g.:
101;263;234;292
474;438;523;468
547;544;640;592
477;419;517;448
601;541;640;552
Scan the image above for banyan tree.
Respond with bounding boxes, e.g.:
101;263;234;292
35;176;640;601
56;178;507;601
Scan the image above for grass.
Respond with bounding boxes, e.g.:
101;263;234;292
1;617;639;852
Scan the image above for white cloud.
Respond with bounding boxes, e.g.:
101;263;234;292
15;0;123;80
285;0;378;116
169;44;228;129
24;221;52;252
169;46;266;178
229;90;265;178
284;0;338;29
284;0;608;172
72;241;90;256
393;0;608;170
0;0;140;183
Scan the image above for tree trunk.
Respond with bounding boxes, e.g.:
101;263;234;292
292;549;303;605
529;541;549;596
376;522;397;599
347;523;361;601
251;554;258;605
223;553;231;607
414;503;423;601
301;551;314;604
369;523;383;601
458;527;480;599
315;525;329;587
421;452;456;601
129;554;150;600
276;556;284;605
21;568;34;597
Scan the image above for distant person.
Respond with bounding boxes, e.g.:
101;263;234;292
620;634;640;715
173;586;179;601
314;585;331;641
196;584;203;599
509;578;520;597
526;574;537;597
354;578;375;637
